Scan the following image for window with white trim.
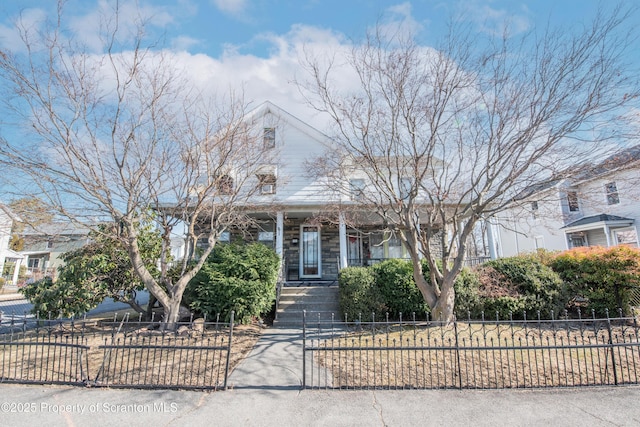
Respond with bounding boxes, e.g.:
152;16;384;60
605;182;619;205
257;174;276;195
567;191;580;212
263;128;275;149
399;178;412;201
349;179;365;200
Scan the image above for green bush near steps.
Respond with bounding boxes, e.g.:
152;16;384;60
339;259;429;321
184;242;280;324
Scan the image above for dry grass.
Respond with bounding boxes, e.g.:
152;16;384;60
310;323;640;389
0;321;262;390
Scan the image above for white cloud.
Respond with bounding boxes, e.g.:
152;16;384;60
211;0;248;18
0;8;47;52
68;0;174;53
457;1;531;36
171;35;201;52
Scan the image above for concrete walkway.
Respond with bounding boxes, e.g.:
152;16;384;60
228;328;304;390
2;326;640;426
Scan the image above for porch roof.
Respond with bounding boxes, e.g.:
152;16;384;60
563;214;634;233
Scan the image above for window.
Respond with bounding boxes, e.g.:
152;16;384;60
399;178;412;201
605;182;619;205
258;222;275;247
258;174;276;194
531;201;539;218
28;258;40;269
567;191;580;212
216;175;233;195
46;240;54;249
349;179;365;200
615;229;638;247
219;231;231;242
263;128;275;149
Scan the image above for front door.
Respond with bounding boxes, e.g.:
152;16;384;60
300;225;321;278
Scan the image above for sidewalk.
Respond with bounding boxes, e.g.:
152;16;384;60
1;326;640;426
228;328;304;390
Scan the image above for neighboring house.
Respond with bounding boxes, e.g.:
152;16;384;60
19;222;92;283
0;203;23;286
193;101;425;282
493;146;640;257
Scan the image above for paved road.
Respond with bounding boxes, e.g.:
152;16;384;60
0;383;639;426
0;291;150;321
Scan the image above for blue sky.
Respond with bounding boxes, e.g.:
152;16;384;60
0;0;637;127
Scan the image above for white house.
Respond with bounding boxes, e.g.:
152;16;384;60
492;146;640;257
0;203;23;287
196;101;425;282
19;222;92;283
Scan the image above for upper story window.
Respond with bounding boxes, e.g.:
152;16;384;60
258;174;276;195
399;178;412;201
263;128;276;149
349;179;365;200
567;191;580;212
605;182;619;205
216;174;234;195
531;201;539;218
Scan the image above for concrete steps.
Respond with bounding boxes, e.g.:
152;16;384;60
273;285;340;327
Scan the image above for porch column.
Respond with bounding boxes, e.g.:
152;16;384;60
275;212;284;281
275;212;284;257
485;217;498;260
339;213;348;269
11;257;22;286
604;224;612;247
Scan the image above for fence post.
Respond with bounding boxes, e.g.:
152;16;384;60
302;310;307;389
605;309;618;386
453;317;462;389
223;311;235;390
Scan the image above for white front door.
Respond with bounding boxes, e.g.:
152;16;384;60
300;225;321;278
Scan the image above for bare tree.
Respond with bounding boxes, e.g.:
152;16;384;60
0;2;273;327
299;6;640;321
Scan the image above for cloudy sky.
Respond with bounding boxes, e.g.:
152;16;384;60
0;0;635;130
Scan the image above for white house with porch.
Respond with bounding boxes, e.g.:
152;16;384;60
492;146;640;256
198;101;433;288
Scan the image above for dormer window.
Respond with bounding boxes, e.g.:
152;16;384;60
258;174;276;195
263;128;276;149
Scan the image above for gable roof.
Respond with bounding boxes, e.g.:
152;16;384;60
245;101;334;149
0;203;21;222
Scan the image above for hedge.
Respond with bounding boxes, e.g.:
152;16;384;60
550;246;640;317
185;243;280;323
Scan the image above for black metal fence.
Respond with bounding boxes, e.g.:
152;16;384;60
303;310;640;389
0;313;235;390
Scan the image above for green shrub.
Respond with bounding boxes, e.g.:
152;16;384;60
185;243;279;324
372;259;429;319
338;267;385;321
21;277;99;318
550;246;640;317
475;255;565;319
453;268;482;319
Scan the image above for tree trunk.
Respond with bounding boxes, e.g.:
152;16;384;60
431;280;456;323
162;298;183;330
